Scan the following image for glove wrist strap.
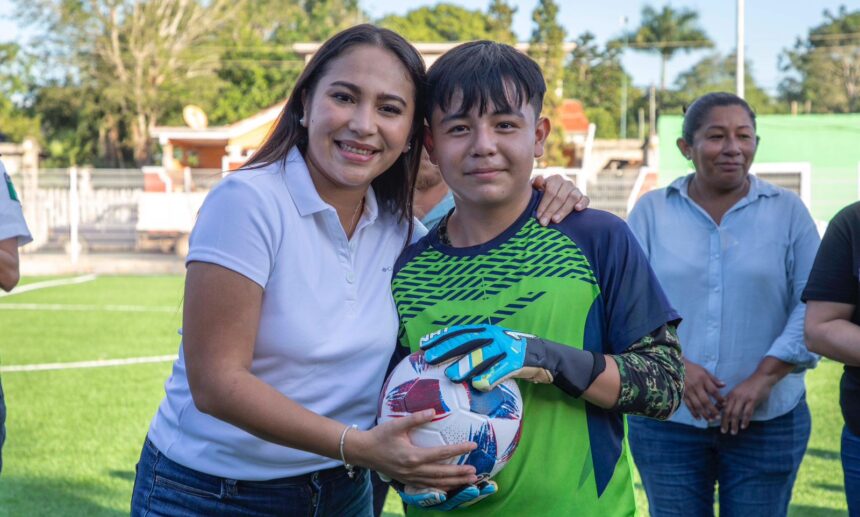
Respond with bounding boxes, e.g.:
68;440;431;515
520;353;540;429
526;337;607;398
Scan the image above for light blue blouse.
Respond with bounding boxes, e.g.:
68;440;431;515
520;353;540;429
628;173;820;428
420;191;455;230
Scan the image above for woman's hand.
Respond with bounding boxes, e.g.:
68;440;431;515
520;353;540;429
532;174;589;226
682;358;725;421
719;373;773;435
348;409;478;490
720;356;793;435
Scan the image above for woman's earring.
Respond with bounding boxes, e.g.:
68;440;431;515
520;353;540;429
404;142;412;153
299;116;307;127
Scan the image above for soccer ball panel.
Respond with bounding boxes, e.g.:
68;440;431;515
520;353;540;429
378;351;523;480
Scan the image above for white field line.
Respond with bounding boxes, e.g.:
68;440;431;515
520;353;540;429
0;274;98;298
1;354;177;373
0;303;178;313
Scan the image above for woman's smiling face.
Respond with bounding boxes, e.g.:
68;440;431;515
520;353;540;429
682;104;758;194
302;44;416;198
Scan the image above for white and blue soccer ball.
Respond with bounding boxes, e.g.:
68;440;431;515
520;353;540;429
377;351;524;480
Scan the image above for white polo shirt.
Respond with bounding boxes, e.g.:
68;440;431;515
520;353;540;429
0;161;32;245
148;148;420;480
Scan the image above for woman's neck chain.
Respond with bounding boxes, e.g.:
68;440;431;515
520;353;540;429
347;197;365;236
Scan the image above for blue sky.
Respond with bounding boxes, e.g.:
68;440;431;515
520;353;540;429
1;0;856;94
364;0;857;94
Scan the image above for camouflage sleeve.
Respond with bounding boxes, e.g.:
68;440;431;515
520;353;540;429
611;324;684;420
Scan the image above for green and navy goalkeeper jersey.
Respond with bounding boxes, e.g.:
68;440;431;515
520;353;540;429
391;191;679;516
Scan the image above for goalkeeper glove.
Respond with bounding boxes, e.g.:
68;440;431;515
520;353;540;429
420;325;605;397
394;480;497;511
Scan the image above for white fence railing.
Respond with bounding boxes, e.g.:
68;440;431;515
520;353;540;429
532;167;586;195
18;163;859;259
23;168;147;255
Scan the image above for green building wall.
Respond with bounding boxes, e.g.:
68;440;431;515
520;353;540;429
658;114;860;222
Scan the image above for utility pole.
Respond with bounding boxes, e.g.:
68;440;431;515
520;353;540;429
736;0;745;98
649;85;656;137
620;16;629;139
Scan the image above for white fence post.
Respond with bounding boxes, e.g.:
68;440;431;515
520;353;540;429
68;166;80;265
627;166;651;216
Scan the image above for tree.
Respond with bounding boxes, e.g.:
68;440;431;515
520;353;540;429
32;81;109;166
203;0;363;125
563;32;639;138
663;53;777;115
779;6;860;113
487;0;517;45
14;0;244;166
302;0;366;42
378;4;495;42
624;5;712;92
0;43;40;143
529;0;567;166
12;0;366;166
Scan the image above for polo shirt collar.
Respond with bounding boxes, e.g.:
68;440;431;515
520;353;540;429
282;147;379;224
667;172;780;205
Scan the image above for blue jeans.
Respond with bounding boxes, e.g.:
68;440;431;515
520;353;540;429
131;438;373;517
843;426;860;516
628;398;810;517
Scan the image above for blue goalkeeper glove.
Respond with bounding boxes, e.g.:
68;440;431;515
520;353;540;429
382;476;497;511
420;325;606;397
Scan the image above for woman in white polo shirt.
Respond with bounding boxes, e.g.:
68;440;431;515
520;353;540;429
131;25;583;517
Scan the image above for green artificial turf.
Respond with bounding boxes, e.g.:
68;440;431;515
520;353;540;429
0;276;183;365
1;363;170;515
0;275;849;516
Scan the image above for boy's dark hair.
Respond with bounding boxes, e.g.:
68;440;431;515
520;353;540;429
681;92;757;145
426;41;546;121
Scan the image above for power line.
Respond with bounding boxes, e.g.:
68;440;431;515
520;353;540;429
801;42;860;51
808;31;860;42
626;40;712;50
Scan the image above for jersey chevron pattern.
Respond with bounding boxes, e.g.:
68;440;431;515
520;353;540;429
391;191;678;516
394;226;597;330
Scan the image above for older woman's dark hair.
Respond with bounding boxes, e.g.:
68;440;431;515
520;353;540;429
682;92;757;145
244;24;426;223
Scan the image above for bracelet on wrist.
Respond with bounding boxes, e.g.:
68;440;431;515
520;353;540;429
339;424;359;479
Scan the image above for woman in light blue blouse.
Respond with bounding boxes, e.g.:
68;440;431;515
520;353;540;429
626;92;820;517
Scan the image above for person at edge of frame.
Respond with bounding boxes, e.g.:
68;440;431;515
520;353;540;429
804;200;860;516
0;158;34;475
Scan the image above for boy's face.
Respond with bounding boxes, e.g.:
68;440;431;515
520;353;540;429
425;90;550;212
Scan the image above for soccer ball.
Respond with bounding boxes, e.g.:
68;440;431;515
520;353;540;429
377;351;524;480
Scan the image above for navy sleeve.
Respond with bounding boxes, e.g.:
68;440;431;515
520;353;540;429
554;209;681;353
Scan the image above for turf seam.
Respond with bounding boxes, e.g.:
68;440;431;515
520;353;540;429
1;354;177;372
0;274;98;298
0;302;177;312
